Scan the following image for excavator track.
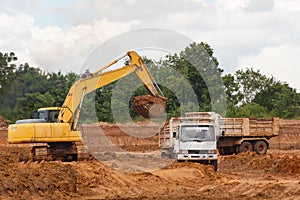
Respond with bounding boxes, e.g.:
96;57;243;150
31;143;91;162
32;146;48;161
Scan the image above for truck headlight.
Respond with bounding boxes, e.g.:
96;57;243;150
208;150;216;154
179;150;188;154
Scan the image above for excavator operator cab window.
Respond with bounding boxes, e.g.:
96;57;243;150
49;110;59;122
31;110;59;122
31;111;39;119
31;110;46;120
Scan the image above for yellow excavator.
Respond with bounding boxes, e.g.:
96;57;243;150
8;51;167;161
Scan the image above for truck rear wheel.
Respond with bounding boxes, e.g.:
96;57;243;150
239;141;253;153
254;141;268;155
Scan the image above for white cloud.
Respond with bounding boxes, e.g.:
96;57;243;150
0;10;139;72
274;0;300;12
0;0;300;91
238;44;300;91
215;0;248;11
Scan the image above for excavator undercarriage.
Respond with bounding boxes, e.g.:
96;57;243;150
32;142;90;162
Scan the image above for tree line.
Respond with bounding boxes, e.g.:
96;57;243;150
0;42;299;123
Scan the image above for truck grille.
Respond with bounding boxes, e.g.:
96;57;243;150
188;150;209;154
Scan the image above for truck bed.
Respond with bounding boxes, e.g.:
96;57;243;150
219;118;279;137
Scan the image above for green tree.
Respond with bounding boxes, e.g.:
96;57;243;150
235;68;272;103
0;52;17;96
48;71;78;106
235;103;267;118
13;92;55;119
159;42;225;116
222;74;240;105
254;81;299;118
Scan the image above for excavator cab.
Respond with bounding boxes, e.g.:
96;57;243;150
15;107;61;124
33;107;61;122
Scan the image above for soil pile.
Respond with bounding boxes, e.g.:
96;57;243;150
0;162;77;199
219;150;300;176
1;122;300;199
0;116;8;130
160;161;221;181
269;119;300;149
80;123;160;152
279;119;300;135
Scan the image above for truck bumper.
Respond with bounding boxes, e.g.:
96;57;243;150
177;153;217;160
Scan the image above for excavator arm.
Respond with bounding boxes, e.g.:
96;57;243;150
58;51;166;129
8;51;166;161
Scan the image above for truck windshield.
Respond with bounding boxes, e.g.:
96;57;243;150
180;125;215;142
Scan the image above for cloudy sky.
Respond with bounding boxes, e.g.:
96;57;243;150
0;0;299;90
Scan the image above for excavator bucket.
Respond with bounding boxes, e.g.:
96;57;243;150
132;95;167;118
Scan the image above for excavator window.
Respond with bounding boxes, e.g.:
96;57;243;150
49;110;59;122
29;109;59;123
38;111;46;120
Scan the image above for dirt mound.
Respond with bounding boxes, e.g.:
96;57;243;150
132;94;167;118
1;121;300;199
0;145;77;199
0;153;221;199
0;162;77;199
279;119;300;135
219;150;300;176
80;123;160;152
160;161;220;181
268;119;300;150
0;116;8;130
270;134;300;149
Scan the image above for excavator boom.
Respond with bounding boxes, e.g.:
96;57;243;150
8;51;167;161
8;51;167;148
58;51;166;128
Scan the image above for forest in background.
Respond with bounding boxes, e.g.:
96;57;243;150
1;42;299;123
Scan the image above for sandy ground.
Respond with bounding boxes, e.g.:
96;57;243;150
0;119;300;199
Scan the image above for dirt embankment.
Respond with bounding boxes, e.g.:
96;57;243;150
269;119;300;150
1;147;300;199
0;116;8;130
0;120;300;199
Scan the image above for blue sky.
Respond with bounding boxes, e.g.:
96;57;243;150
33;0;76;28
0;0;300;90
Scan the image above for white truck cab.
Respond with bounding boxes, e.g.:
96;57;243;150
160;112;221;171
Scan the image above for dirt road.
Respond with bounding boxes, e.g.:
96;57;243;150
0;120;300;199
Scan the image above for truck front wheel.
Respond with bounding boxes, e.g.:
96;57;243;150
211;160;218;171
239;141;253;153
254;141;268;155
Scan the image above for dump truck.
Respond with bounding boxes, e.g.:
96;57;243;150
159;112;279;170
160;112;220;171
8;51;167;161
217;116;279;155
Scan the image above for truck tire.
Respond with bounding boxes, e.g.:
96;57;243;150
212;160;218;171
239;141;253;153
235;145;240;154
254;141;268;155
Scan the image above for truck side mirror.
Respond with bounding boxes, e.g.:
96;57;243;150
222;131;225;136
173;132;176;138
